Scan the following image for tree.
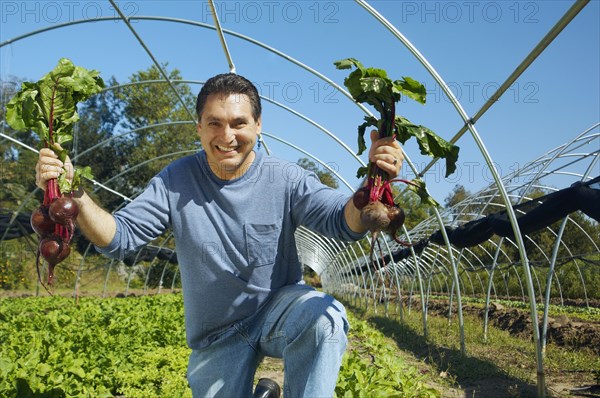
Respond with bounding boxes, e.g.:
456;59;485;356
444;184;470;208
116;64;198;193
392;185;433;230
296;158;339;189
73;76;131;209
0;77;40;211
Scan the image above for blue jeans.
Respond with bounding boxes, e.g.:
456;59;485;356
187;284;349;398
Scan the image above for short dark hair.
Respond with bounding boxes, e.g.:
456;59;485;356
196;73;262;122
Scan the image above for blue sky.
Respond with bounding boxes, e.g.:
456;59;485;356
1;0;599;202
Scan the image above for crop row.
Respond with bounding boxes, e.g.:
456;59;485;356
0;293;440;397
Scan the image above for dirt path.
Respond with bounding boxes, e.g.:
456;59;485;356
252;300;600;397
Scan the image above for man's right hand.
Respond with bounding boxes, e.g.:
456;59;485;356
35;147;117;248
35;148;74;191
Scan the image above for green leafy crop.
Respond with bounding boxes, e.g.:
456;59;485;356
334;58;459;179
6;57;104;192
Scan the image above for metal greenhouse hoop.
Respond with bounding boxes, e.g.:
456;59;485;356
1;2;598;397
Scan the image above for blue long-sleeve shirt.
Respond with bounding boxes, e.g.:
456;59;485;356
97;150;365;349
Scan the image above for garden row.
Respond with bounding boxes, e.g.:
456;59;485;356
0;293;440;397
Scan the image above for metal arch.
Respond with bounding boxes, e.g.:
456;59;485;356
323;241;358;301
453;248;486;295
329;241;361;299
261;132;356;192
0;16;369;116
258;98;365;168
342;242;377;309
142;234;176;293
322;239;376;309
206;0;236;73
295;229;335;275
157;249;178;294
295;231;359;298
101;258;120;298
108;1;196;122
355;2;590;392
296;229;339;268
396;223;429;333
342;243;371;308
329;240;362;292
484;237;508;340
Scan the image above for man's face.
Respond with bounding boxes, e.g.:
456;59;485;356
197;93;261;180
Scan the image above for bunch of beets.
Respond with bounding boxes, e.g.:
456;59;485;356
352;172;406;243
6;58;104;289
31;175;79;285
334;58;460;263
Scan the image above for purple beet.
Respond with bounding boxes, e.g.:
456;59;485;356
49;196;79;225
31;206;55;237
360;201;391;232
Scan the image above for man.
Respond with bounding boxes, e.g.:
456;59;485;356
36;73;403;397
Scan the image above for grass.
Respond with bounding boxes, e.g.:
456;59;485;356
341;297;600;398
335;310;442;397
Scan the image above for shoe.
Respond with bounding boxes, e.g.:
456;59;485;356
253;378;281;398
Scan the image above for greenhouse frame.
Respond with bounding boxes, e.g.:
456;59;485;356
1;1;598;397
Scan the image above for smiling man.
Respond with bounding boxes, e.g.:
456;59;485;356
35;73;404;397
196;81;262;180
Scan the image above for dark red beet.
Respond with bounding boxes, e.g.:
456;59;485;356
353;186;370;210
31;206;56;237
39;236;69;266
49;196;79;225
360;201;390;232
39;236;70;285
48;244;70;284
385;205;406;236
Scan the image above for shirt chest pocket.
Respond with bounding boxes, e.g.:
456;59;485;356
244;222;282;267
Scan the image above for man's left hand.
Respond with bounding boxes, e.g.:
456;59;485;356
367;129;404;178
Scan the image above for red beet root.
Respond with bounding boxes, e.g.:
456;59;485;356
49;196;79;225
385;205;405;235
35;186;80;289
39;236;70;284
360;201;391;232
39;236;69;266
31;206;56;237
353;187;370;210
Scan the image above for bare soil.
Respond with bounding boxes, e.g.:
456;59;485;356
420;299;600;356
